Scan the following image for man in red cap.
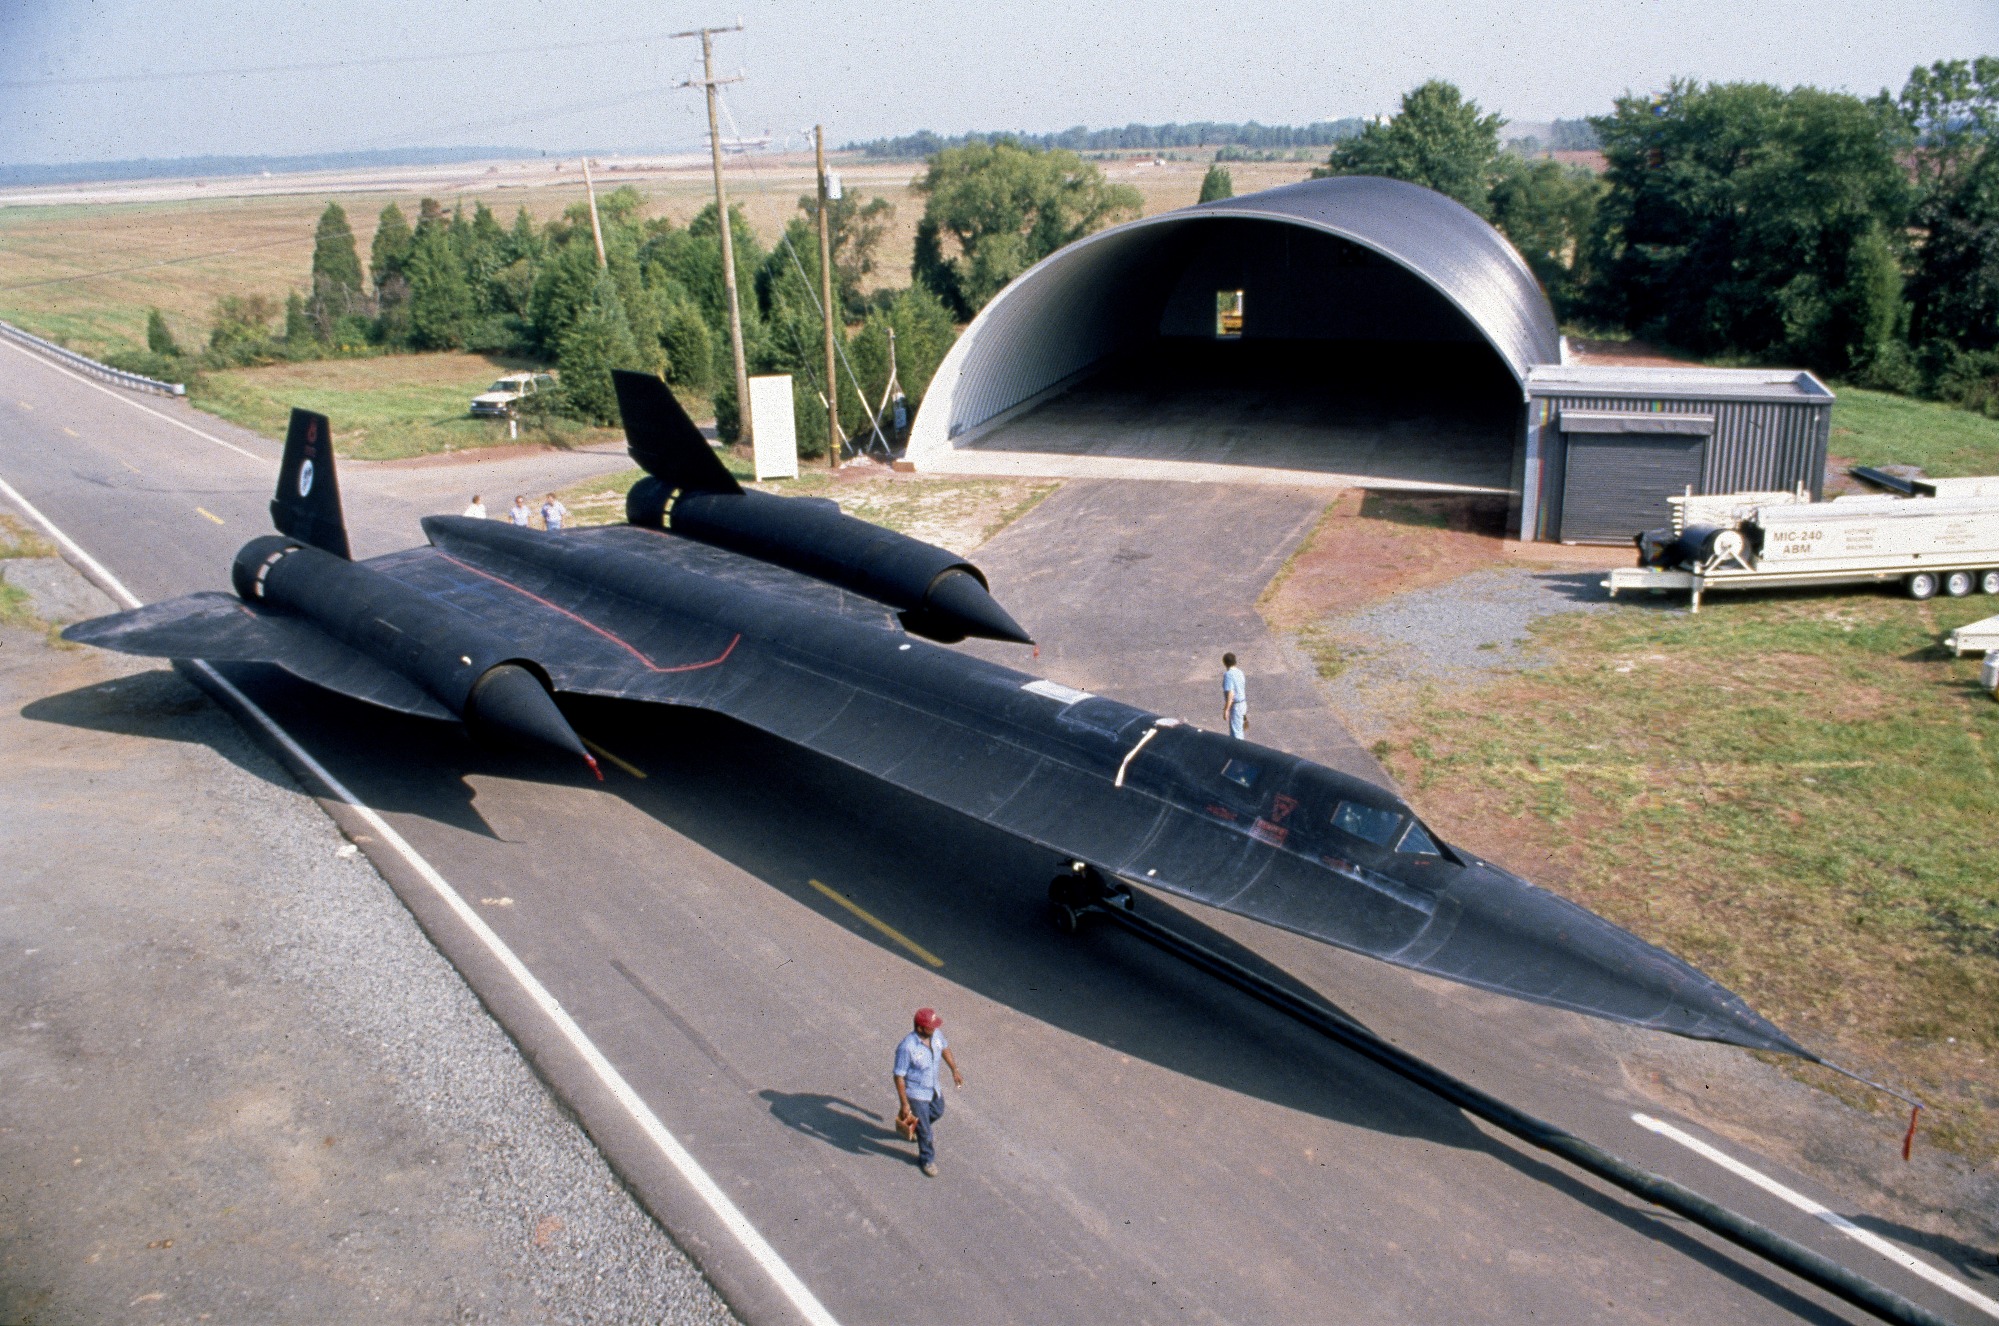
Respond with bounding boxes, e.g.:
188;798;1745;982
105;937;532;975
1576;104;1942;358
893;1007;964;1177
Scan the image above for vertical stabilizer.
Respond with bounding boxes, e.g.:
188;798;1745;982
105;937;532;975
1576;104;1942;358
613;370;742;495
271;408;350;559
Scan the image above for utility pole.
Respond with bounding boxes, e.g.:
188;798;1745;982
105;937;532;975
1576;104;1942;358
579;156;608;270
674;21;750;443
815;124;839;468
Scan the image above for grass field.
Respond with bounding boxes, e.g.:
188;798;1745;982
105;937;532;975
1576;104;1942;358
0;157;1311;363
1829;385;1999;477
0;513;58;629
1376;591;1999;1156
188;353;624;461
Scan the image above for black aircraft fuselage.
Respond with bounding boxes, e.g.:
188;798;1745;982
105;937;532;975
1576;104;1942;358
65;372;1812;1062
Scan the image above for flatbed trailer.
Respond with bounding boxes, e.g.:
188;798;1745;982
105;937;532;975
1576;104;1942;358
1603;482;1999;612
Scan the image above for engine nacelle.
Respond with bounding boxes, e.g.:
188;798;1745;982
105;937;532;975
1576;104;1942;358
627;477;1030;644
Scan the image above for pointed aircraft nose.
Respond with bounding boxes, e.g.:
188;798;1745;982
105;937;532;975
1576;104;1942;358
467;664;599;778
1423;860;1810;1057
925;568;1033;645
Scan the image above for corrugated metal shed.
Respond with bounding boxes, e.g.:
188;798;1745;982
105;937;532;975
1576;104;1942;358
908;176;1561;458
1523;366;1834;542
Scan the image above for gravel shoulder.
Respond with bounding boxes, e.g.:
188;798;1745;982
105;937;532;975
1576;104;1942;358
0;552;733;1325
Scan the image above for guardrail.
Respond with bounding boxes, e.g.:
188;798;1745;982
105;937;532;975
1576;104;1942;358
0;318;186;396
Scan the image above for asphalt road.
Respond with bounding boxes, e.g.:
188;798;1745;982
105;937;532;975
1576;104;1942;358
2;338;1988;1325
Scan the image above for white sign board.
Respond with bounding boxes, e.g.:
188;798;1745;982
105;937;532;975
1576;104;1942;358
747;374;798;481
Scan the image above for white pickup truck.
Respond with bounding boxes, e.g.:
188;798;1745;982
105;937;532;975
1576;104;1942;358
1605;478;1999;612
470;371;556;418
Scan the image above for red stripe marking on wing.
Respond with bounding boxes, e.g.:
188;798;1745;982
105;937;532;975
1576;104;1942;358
436;553;738;674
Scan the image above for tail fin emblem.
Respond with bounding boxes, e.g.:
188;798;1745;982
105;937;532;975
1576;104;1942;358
298;459;315;497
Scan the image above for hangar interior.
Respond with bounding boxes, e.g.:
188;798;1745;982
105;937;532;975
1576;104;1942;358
907;179;1557;498
965;221;1523;491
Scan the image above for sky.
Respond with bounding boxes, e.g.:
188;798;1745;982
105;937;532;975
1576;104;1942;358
3;0;1996;165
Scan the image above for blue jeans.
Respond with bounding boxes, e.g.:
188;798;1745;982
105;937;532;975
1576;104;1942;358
1229;706;1247;739
910;1093;946;1166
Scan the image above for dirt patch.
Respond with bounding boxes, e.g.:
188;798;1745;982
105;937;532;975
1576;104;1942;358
1259;490;1590;628
371;441;613;470
1564;336;1697;367
557;459;1059;556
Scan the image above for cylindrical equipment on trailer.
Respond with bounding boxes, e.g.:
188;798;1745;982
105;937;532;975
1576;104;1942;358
1673;524;1745;565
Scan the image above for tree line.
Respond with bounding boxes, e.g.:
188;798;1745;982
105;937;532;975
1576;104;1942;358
116;184;956;455
1310;61;1999;413
851;120;1373;159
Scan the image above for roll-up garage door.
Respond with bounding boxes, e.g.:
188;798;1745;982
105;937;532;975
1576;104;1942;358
1558;410;1714;543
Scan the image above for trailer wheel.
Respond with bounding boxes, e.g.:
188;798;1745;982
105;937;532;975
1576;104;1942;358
1946;571;1976;598
1982;570;1999;596
1907;572;1940;601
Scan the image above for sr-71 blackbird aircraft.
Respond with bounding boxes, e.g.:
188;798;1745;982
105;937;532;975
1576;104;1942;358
69;370;1812;1061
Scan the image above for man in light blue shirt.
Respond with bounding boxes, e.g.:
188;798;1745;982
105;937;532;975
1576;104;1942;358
893;1007;964;1177
1222;652;1248;739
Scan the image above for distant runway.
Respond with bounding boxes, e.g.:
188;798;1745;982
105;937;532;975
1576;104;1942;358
1;338;1982;1324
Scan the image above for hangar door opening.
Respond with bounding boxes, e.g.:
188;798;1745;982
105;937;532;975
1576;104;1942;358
962;219;1525;494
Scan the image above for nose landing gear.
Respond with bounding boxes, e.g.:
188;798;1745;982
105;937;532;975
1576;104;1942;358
1048;862;1133;933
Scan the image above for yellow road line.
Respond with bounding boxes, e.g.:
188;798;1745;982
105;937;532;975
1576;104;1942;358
581;737;646;779
119;460;140;474
808;880;944;968
195;507;225;525
17;401;32;410
63;426;79;437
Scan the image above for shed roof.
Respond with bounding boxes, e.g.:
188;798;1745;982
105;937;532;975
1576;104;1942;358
1527;364;1834;403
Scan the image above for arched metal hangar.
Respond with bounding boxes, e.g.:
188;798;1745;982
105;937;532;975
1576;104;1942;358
903;176;1832;542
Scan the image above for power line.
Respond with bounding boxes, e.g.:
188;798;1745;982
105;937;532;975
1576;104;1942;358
3;33;683;91
714;88;895;459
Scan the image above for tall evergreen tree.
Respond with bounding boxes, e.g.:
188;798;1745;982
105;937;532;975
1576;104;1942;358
1198;164;1235;203
284;291;313;346
145;308;180;356
556;273;642;424
310;203;364;306
659;295;714;392
405;225;475;349
369;203;414;297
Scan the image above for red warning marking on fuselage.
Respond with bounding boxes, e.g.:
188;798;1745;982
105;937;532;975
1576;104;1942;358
436;553;739;674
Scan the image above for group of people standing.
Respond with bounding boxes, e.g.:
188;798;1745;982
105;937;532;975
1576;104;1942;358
460;493;567;531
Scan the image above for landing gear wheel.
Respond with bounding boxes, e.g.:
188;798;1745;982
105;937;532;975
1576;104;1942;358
1907;571;1939;601
1982;570;1999;596
1945;570;1975;598
1050;875;1090;934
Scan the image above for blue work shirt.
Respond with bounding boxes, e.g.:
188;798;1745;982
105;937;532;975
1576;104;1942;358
1223;665;1247;709
894;1030;949;1101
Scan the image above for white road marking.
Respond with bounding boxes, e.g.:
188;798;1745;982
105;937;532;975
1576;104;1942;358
0;337;268;463
0;469;843;1326
1633;1113;1999;1319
